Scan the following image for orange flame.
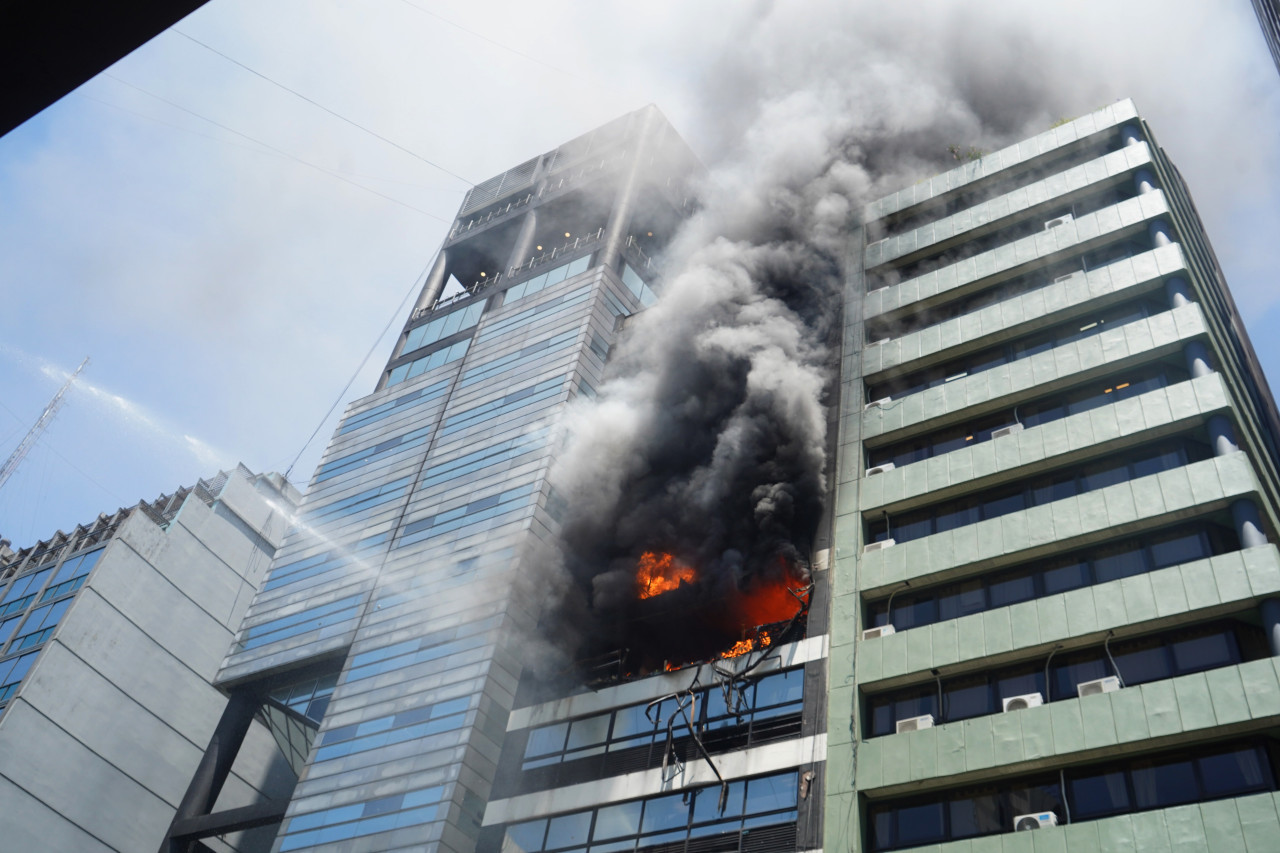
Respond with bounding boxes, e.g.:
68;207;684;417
719;630;772;661
636;551;696;599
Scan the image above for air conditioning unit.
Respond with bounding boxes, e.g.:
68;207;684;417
1014;812;1058;831
1077;676;1122;698
862;624;896;640
864;397;893;410
1052;271;1082;285
865;462;896;477
863;538;896;554
991;423;1025;439
896;714;934;733
1044;213;1074;230
1002;693;1044;712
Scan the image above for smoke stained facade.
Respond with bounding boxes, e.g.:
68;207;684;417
156;99;1280;853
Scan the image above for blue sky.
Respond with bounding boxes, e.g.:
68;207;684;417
1;0;1278;547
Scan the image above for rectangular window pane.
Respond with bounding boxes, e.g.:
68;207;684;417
545;812;591;849
1092;544;1148;584
1198;747;1269;798
988;571;1035;609
894;801;945;847
949;791;1001;838
1171;631;1236;674
593;801;641;840
1068;770;1130;819
1042;559;1089;595
1131;759;1197;809
1149;531;1208;568
641;793;690;833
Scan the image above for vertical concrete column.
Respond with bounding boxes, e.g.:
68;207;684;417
1184;340;1213;378
1261;598;1280;657
600;107;662;271
413;249;451;316
1134;168;1156;195
1208;414;1240;456
506;210;539;275
1121;125;1143;146
1165;276;1192;308
1149;219;1175;248
1231;499;1269;549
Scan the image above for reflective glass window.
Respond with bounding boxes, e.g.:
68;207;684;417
546;811;591;849
1171;631;1236;674
949;791;1001;838
1130;758;1197;809
1068;770;1130;818
1150;531;1208;569
593;801;641;840
1198;747;1268;798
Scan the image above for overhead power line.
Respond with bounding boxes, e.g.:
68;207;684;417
172;29;475;186
284;251;436;483
103;73;450;222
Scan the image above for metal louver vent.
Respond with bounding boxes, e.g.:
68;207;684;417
460;156;540;215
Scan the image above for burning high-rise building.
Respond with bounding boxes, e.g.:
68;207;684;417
161;100;1280;853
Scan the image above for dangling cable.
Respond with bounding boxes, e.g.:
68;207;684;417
1044;644;1063;702
1104;630;1125;687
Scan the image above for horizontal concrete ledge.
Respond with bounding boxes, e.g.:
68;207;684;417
857;661;1280;799
856;453;1264;597
857;545;1280;689
859;373;1232;516
860;301;1206;446
865;192;1170;324
863;100;1139;224
866;143;1154;271
863;244;1187;381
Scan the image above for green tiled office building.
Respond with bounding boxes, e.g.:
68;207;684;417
826;100;1280;851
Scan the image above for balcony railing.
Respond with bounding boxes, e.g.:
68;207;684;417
448;193;534;241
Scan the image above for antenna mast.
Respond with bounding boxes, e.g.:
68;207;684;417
0;357;90;493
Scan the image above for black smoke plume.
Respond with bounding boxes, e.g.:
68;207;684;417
521;1;1127;679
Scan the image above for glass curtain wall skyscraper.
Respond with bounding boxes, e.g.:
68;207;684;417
171;106;708;853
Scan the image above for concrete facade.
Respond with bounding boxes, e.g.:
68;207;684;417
827;100;1280;852
0;465;299;853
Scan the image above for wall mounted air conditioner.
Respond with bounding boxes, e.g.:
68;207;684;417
865;462;896;477
863;538;896;554
991;423;1025;440
1053;271;1083;285
896;714;934;733
864;397;893;411
862;624;896;640
1002;693;1044;712
1077;676;1122;698
1044;213;1074;230
1014;812;1058;831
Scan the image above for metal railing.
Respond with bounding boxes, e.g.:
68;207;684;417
622;234;654;272
448;193;534;240
510;227;605;277
539;153;621;198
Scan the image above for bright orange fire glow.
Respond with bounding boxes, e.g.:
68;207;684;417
636;551;696;599
719;630;772;660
